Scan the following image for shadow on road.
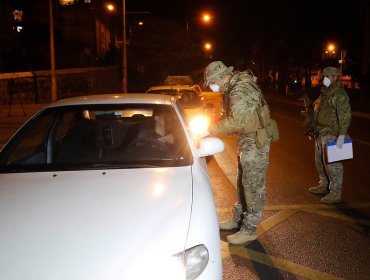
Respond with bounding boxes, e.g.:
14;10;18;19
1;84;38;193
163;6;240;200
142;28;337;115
335;202;370;237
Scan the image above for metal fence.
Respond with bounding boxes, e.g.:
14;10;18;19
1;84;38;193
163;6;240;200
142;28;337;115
0;66;122;105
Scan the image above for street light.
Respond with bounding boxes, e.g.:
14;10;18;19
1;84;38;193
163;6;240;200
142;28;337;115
325;43;336;56
204;41;213;60
106;3;115;12
325;43;345;75
204;42;212;51
201;12;212;24
187;11;214;30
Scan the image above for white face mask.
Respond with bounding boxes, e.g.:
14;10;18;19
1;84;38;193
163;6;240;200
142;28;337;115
209;84;220;92
323;77;331;87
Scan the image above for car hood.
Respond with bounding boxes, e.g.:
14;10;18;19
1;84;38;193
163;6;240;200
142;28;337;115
0;166;193;280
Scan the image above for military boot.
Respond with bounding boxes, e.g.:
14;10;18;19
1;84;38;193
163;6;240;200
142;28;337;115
309;184;329;195
321;192;342;204
226;230;258;245
219;219;239;230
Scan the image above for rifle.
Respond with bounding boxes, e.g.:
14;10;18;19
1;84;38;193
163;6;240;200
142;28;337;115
220;91;230;119
300;94;319;142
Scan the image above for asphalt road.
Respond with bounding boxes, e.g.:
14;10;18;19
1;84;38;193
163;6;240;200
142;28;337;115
208;97;370;280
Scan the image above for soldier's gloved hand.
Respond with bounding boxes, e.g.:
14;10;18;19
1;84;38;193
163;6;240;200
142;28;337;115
336;135;345;149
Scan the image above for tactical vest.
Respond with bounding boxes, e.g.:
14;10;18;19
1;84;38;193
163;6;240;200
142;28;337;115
242;90;279;147
315;85;345;135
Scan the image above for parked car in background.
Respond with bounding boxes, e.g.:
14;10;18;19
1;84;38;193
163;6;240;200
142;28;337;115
162;76;202;97
146;85;216;137
0;94;224;280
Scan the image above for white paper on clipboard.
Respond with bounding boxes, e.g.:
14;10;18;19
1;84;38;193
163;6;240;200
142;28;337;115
325;139;353;163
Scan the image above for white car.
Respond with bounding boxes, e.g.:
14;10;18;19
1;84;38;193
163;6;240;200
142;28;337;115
0;94;224;280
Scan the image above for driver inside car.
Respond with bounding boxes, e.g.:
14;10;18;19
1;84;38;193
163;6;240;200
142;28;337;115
153;115;174;145
124;109;175;159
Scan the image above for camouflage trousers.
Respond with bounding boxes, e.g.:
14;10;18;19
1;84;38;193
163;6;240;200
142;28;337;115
315;135;343;195
232;136;270;234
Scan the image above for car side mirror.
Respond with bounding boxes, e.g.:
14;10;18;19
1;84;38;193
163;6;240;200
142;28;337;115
197;137;224;157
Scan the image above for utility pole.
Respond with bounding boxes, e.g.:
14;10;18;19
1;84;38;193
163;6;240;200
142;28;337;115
122;0;127;93
339;50;345;75
49;0;57;101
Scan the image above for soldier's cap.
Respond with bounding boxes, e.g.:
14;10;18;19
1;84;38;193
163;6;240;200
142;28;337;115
321;66;341;77
203;61;234;87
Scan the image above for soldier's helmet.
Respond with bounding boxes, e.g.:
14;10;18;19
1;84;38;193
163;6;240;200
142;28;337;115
203;61;234;87
322;66;340;77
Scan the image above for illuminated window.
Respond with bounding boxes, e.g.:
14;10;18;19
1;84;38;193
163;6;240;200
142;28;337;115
59;0;75;5
84;0;91;3
13;10;23;21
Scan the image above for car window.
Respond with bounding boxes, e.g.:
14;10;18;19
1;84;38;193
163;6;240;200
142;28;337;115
147;88;202;108
0;104;193;172
178;90;202;108
2;113;56;165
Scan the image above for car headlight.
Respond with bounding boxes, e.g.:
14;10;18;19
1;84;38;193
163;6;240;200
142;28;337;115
175;244;209;280
123;245;209;280
190;115;209;138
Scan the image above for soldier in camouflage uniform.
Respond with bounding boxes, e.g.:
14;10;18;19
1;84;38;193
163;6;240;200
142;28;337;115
309;66;351;204
204;61;272;245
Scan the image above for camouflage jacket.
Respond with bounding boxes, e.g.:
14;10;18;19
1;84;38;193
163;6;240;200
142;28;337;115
314;81;351;136
211;71;263;138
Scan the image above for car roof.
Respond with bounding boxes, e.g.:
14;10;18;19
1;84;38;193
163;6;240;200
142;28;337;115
147;85;197;91
47;93;175;108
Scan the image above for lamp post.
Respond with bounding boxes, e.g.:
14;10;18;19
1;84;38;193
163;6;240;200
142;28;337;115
122;0;127;93
105;2;127;92
339;50;345;75
325;43;345;75
49;0;57;102
108;3;147;93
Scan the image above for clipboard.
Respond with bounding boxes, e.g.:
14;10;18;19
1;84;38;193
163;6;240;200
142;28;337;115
325;139;353;163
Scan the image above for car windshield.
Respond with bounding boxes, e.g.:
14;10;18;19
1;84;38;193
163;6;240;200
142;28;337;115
0;104;193;172
147;89;202;109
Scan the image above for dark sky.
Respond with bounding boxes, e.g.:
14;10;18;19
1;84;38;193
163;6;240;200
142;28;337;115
126;0;367;63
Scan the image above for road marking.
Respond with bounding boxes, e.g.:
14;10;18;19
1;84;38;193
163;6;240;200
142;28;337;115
218;202;370;215
221;241;345;280
257;209;298;236
219;203;370;279
264;202;370;211
220;210;297;258
354;138;370;146
301;208;370;226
